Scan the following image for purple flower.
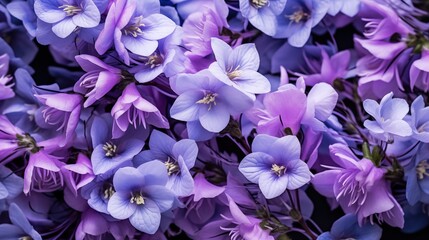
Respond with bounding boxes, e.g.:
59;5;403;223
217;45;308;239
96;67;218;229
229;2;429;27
410;49;429;92
134;130;198;196
312;144;404;227
107;161;176;234
0;165;23;201
0;115;27;164
90;115;144;176
35;93;83;147
34;0;100;38
130;29;186;83
363;92;412;141
0;203;42;240
111;82;169;138
404;143;429;205
275;0;330;47
62;153;94;196
170;69;253;134
182;0;229;57
239;0;287;36
208;38;270;98
95;0;176;64
317;214;382;240
0;53;14;100
239;134;312;199
7;0;38;37
23;150;65;194
74;54;122;108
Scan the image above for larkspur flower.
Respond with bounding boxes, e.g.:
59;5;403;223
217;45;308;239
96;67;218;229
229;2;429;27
107;161;176;234
208;38;271;98
363;92;412;141
239;134;312;199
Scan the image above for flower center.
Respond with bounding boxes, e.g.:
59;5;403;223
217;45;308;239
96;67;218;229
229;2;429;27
165;157;180;176
144;52;164;68
59;5;82;16
251;0;269;8
196;92;218;111
123;16;145;37
271;164;286;177
227;65;241;80
287;10;310;23
130;193;145;205
103;185;115;199
103;142;117;157
16;133;40;153
416;160;429;180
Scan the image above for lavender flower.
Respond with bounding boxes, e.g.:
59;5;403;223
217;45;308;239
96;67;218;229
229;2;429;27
107;161;176;234
410;96;429;142
0;53;14;100
363;92;412;142
239;134;312;199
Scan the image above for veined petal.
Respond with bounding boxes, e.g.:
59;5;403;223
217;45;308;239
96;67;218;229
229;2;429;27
239;152;273;183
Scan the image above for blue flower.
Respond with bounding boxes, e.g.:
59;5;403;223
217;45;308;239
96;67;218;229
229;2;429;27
0;203;42;240
239;0;287;36
317;214;382;240
34;0;101;38
107;161;176;234
410;96;429;142
90;115;145;177
404;143;429;205
134;130;198;197
170;69;253;134
239;134;312;199
275;0;330;47
363;92;412;142
208;38;271;98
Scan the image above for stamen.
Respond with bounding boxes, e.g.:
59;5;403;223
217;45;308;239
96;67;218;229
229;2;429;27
271;164;286;177
416;160;429;180
196;92;218;111
16;133;40;153
144;52;164;68
130;193;145;205
165;157;180;176
287;10;310;23
251;0;269;8
103;186;115;199
59;5;82;16
227;65;241;80
123;16;145;37
103;142;117;157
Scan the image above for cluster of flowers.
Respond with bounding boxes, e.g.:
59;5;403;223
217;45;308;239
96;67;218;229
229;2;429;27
1;0;429;239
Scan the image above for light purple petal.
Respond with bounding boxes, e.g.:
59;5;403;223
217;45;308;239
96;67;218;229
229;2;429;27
107;193;137;219
129;199;161;234
239;152;273;183
258;172;287;199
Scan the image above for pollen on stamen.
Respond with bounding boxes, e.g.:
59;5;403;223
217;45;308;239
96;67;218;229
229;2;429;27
196;92;218;111
287;10;310;23
416;160;429;180
130;193;145;205
251;0;269;8
103;142;117;157
271;163;286;177
59;5;82;16
123;16;145;37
